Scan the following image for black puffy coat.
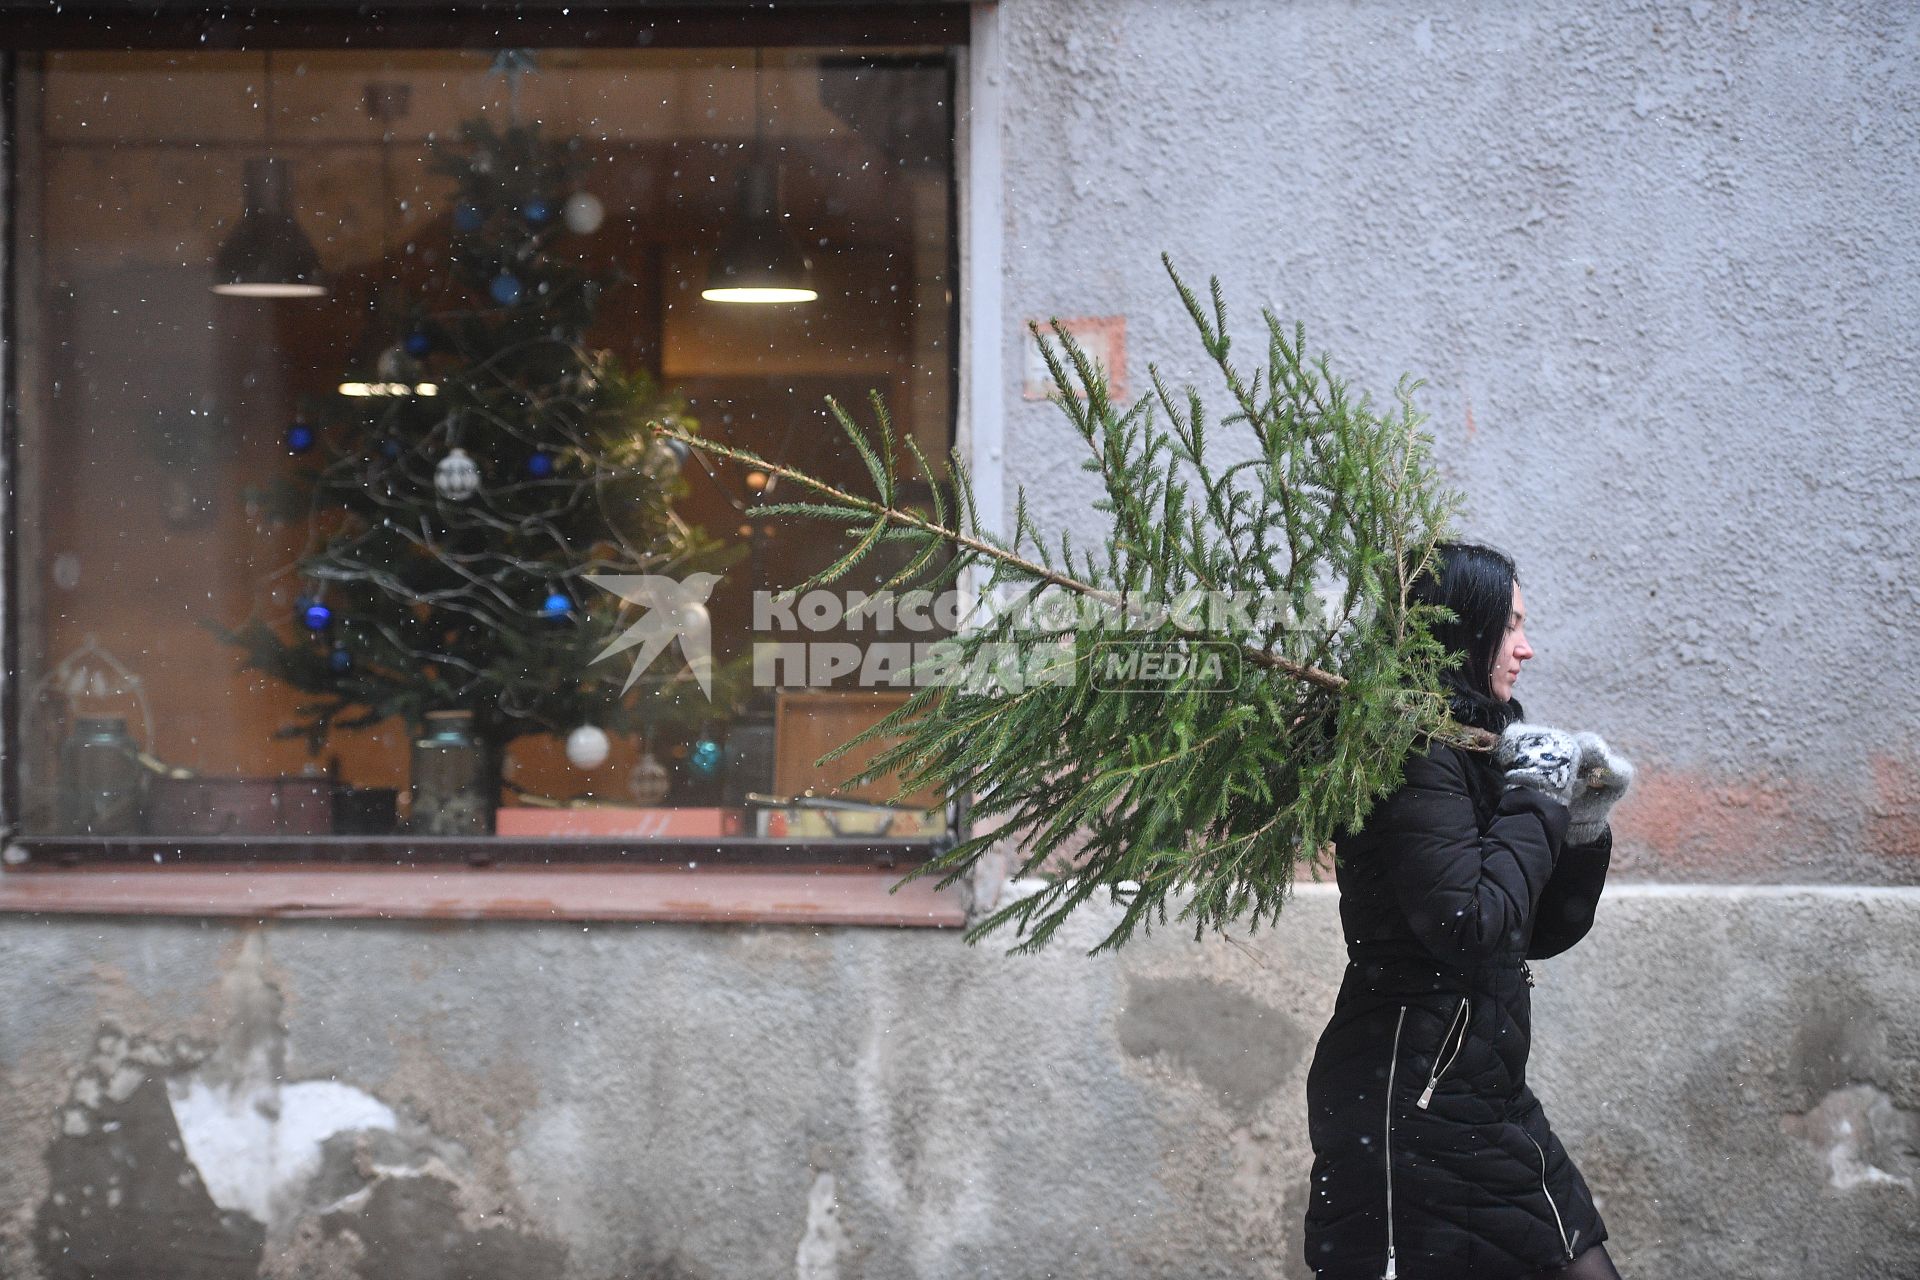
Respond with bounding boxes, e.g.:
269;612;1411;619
1302;738;1614;1279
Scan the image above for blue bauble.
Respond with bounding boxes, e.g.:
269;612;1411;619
524;199;553;225
689;737;723;779
489;273;524;306
328;645;353;673
539;591;573;619
453;202;485;232
303;601;332;631
403;330;432;357
380;437;403;459
287;422;316;454
527;450;554;478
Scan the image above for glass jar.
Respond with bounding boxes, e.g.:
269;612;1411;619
57;714;146;835
409;709;495;836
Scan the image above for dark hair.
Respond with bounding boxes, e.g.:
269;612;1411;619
1409;540;1524;733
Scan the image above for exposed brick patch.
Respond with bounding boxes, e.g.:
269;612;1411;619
1867;752;1920;859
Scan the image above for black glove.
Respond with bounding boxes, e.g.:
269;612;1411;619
1495;722;1581;807
1567;731;1634;844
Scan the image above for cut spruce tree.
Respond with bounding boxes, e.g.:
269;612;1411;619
207;116;745;778
658;256;1487;955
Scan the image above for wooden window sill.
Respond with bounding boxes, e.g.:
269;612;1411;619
0;862;967;928
3;835;943;868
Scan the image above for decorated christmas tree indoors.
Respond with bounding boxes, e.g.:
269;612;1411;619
206;114;746;833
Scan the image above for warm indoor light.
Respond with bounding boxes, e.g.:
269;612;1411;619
701;285;819;304
211;155;328;297
215;281;329;298
701;164;818;305
338;382;439;398
701;53;816;305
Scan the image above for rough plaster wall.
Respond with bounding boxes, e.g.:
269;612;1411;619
996;0;1920;880
0;896;1916;1279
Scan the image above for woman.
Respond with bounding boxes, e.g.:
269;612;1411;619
1302;542;1633;1279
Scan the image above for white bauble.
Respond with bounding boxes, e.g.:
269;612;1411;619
566;724;611;770
563;191;606;235
674;599;709;633
435;447;481;500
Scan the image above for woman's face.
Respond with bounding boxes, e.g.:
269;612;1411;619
1489;583;1533;702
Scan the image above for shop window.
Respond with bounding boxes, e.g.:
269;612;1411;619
2;11;969;897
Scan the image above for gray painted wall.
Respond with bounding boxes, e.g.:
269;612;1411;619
999;0;1920;882
2;890;1917;1278
3;2;1918;1278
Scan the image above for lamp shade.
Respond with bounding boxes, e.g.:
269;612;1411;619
702;163;817;304
212;157;328;298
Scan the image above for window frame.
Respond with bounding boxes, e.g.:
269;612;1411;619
0;2;993;919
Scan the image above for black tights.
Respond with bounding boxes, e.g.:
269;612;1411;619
1526;1241;1623;1280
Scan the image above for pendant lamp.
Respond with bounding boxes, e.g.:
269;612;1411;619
212;54;328;298
702;51;817;305
338;81;436;397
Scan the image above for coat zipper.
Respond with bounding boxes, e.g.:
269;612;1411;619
1416;995;1470;1110
1382;1005;1407;1279
1523;1128;1575;1261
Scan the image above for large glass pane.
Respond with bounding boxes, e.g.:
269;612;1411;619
10;46;956;853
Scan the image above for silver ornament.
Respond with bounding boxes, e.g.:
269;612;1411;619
641;436;683;480
628;751;671;805
435;447;481;500
375;343;421;384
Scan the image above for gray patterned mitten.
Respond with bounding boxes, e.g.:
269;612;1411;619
1567;731;1634;844
1495;722;1581;808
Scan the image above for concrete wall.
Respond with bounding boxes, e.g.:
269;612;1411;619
2;889;1917;1279
4;2;1919;1279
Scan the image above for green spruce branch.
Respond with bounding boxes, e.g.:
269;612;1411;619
656;257;1486;955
